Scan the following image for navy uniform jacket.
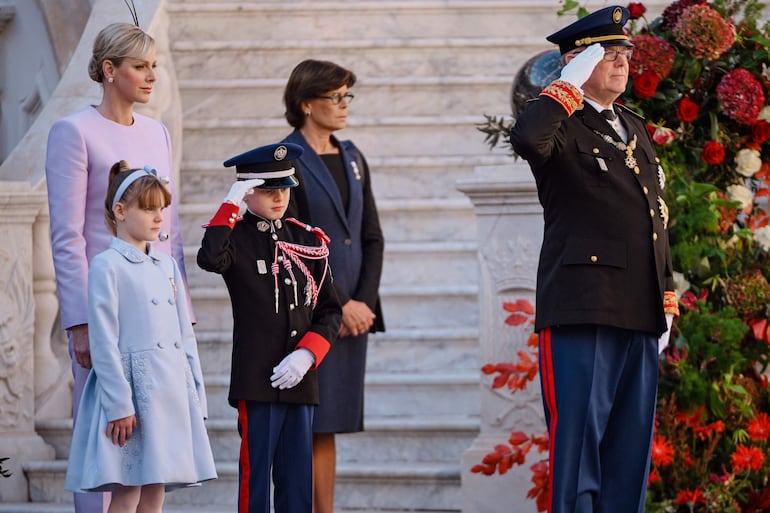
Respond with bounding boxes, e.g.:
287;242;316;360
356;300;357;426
511;90;676;337
283;129;385;332
197;208;341;406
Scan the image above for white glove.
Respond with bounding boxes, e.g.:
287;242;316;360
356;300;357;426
658;314;674;354
270;348;315;390
223;178;264;205
558;43;605;92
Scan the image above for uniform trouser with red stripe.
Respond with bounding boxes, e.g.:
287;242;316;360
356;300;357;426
538;325;658;513
237;400;314;513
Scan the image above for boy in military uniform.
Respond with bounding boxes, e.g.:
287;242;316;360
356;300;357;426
510;6;679;513
197;142;341;513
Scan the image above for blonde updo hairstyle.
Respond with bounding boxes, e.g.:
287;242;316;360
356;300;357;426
105;160;171;235
88;22;155;83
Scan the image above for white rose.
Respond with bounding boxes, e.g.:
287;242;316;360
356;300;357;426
726;183;754;210
755;225;770;251
758;105;770;123
735;148;762;177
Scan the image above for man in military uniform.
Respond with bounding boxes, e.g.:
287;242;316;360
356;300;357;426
197;143;341;513
510;6;679;513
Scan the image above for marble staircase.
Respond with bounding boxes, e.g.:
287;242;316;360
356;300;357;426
5;1;568;511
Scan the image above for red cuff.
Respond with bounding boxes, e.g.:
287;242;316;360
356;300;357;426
540;80;583;116
296;331;331;369
205;203;240;229
663;290;680;317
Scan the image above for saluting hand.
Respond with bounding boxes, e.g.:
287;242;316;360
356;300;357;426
223;178;265;206
559;43;605;91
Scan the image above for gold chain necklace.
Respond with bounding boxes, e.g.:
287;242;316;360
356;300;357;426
593;131;639;172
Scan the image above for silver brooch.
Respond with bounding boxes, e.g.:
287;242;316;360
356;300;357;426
351;161;362;181
657;165;666;190
657;196;669;230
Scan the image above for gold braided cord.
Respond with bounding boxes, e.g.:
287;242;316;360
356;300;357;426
540;80;582;115
574;34;629;47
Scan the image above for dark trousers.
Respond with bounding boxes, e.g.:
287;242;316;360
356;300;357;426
237;400;314;513
538;325;658;513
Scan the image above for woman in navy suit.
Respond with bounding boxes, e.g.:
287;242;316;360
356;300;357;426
282;59;385;513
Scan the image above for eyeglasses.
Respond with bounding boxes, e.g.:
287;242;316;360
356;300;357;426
316;92;354;105
603;48;633;61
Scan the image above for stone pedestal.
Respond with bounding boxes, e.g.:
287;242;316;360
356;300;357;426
0;182;55;501
457;163;546;513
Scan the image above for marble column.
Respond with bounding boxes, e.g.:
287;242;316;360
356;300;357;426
0;182;55;501
457;163;546;513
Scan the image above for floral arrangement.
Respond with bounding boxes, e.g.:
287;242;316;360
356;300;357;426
474;0;770;510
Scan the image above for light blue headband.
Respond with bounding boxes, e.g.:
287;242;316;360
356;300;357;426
111;165;158;211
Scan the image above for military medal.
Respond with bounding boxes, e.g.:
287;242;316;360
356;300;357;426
594;131;639;173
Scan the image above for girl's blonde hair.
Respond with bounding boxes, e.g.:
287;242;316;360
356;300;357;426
88;23;155;83
104;160;171;235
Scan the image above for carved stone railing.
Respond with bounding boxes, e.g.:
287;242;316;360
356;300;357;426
0;0;180;500
457;164;546;513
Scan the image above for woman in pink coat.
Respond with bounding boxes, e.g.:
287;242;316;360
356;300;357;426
44;22;190;513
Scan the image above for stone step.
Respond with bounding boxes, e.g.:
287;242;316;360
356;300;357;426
183;239;478;290
178;76;513;120
363;371;480;417
364;327;479;373
178;154;511;204
179;115;508;163
202;371;480;419
37;415;477;464
179;197;477;249
186;282;478;334
194;325;479;377
21;460;460;511
171;38;546;81
166;1;561;42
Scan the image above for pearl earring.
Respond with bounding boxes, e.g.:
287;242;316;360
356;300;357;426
107;77;114;83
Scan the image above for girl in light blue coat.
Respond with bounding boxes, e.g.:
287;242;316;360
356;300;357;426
65;161;216;513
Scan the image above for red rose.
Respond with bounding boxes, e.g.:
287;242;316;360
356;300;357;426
753;120;770;144
633;71;660;99
628;2;647;19
702;140;726;165
677;96;699;123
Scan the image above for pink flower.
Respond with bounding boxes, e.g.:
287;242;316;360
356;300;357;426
672;4;735;60
651;125;677;145
660;0;707;30
717;69;766;125
629;34;675;80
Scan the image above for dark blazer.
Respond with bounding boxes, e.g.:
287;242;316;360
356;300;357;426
283;129;385;332
197;212;341;406
511;97;675;337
